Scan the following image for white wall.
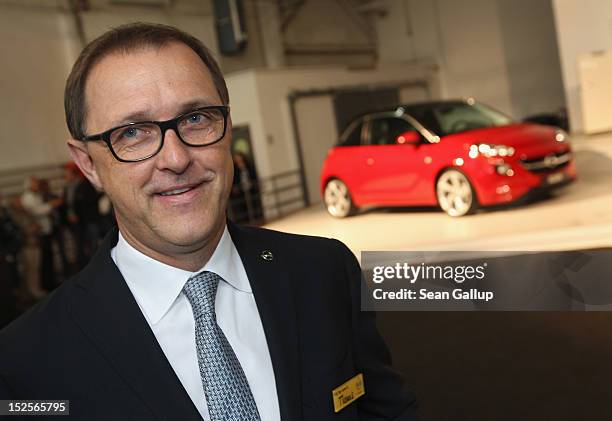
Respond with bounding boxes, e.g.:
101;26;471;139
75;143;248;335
552;0;612;132
578;50;612;133
0;0;220;172
0;0;569;176
376;0;564;120
223;70;270;176
293;95;338;204
435;0;514;114
80;2;217;55
376;0;440;65
0;6;77;171
282;0;376;67
497;0;565;119
376;0;512;113
226;63;436;178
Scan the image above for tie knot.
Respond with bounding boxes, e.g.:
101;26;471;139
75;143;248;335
183;271;221;318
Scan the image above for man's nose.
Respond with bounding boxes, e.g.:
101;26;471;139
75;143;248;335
155;129;191;173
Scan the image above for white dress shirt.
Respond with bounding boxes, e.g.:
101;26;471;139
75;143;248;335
20;190;53;235
111;226;280;421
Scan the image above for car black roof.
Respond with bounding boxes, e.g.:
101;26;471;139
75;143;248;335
343;99;471;134
347;99;469;121
401;100;469;113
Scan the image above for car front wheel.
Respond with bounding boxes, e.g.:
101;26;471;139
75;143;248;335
324;179;357;218
436;169;477;217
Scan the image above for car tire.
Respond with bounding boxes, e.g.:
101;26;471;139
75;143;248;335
324;179;357;218
436;169;478;217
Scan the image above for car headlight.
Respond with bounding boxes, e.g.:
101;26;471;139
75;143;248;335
555;129;569;142
495;164;514;176
469;143;515;158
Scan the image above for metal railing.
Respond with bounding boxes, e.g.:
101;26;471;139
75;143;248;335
0;163;65;198
0;164;307;225
228;169;306;225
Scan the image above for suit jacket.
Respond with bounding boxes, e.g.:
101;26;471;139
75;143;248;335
0;222;418;420
61;179;100;227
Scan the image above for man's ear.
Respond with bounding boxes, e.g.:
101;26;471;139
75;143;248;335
67;138;103;190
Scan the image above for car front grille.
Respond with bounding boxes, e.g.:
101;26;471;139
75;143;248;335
521;151;572;173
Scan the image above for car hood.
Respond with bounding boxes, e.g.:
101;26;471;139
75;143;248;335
444;123;570;158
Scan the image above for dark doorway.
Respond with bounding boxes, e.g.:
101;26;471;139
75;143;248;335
230;125;264;225
333;87;399;133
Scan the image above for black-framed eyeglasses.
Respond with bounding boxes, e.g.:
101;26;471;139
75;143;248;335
80;105;230;163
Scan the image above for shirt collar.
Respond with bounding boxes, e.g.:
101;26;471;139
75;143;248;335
111;225;251;325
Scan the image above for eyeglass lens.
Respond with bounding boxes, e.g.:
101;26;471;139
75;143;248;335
109;108;226;161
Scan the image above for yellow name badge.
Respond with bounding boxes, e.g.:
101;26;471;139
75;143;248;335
332;373;365;413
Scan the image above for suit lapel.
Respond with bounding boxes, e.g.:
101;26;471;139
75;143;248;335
69;228;202;421
228;221;303;421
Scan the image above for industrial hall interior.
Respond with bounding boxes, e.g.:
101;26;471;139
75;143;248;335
1;0;612;420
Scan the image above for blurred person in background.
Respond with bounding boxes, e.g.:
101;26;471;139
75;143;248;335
0;257;16;328
0;192;22;328
231;151;263;224
20;177;62;295
62;162;101;272
97;192;115;237
10;184;42;300
39;178;66;289
0;192;23;289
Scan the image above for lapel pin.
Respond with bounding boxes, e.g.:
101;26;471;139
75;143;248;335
260;250;274;261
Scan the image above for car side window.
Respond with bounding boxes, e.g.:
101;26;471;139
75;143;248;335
369;117;417;145
341;120;363;146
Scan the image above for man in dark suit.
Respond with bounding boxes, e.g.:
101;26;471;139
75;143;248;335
0;23;418;420
62;163;102;272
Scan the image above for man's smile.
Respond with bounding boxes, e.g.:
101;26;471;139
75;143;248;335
156;182;203;197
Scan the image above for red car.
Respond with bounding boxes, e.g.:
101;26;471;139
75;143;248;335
320;99;576;217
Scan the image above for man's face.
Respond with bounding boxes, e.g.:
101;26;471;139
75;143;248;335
70;42;233;259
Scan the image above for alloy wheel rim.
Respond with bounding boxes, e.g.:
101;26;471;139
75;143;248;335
325;180;351;217
437;171;473;216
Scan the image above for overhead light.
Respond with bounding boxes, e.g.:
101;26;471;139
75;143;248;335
109;0;171;6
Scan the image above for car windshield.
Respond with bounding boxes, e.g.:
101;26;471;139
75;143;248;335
406;102;514;136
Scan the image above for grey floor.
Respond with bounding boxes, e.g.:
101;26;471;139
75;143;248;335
377;311;612;420
266;132;612;420
266;132;612;255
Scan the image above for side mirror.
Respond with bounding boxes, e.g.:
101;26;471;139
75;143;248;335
396;131;420;145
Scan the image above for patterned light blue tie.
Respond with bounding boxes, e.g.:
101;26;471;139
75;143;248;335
182;271;261;421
